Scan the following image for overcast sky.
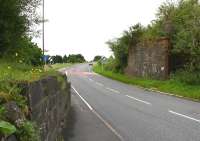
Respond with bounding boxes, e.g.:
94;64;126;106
34;0;166;61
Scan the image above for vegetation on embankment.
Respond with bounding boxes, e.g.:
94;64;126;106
95;0;200;101
0;0;72;139
106;0;200;85
0;61;71;140
93;64;200;101
50;63;72;71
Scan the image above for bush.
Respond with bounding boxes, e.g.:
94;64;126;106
93;56;103;62
172;70;200;85
17;121;40;141
2;37;43;66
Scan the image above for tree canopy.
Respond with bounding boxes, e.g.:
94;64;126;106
0;0;42;65
106;24;144;72
50;54;86;64
107;0;200;73
93;56;103;62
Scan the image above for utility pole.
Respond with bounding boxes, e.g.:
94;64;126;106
42;0;45;65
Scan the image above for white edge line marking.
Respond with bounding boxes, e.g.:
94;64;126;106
106;87;120;94
71;86;124;141
72;86;93;110
169;110;200;123
126;95;152;105
96;82;104;86
92;109;124;141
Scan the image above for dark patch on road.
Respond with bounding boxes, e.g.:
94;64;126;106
62;90;120;141
62;106;77;141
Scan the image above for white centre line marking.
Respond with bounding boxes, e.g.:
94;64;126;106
169;110;200;123
96;82;104;87
126;95;152;105
71;86;124;141
106;87;120;94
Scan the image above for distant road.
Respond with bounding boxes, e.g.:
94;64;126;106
66;63;200;141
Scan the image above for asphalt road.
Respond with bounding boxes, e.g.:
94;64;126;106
65;63;200;141
62;90;120;141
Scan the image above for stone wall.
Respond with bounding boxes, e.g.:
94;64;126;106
26;74;71;141
125;37;170;79
4;74;71;141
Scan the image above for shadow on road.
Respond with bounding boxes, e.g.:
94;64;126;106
62;106;77;141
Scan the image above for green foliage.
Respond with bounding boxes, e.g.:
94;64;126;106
107;24;144;72
0;0;42;66
93;56;103;62
51;55;63;64
94;64;200;100
50;54;86;64
63;55;68;63
0;61;69;140
0;121;17;136
106;0;200;84
100;56;117;72
172;69;200;85
0;61;44;82
67;54;86;63
172;0;200;71
154;0;200;72
0;82;27;110
17;37;43;66
0;106;6;120
17;121;40;141
50;63;72;71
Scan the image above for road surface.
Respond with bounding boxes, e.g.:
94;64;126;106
64;63;200;141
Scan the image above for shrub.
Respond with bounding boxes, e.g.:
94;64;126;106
17;121;40;141
172;70;200;85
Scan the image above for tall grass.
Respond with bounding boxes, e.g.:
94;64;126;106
0;61;72;95
50;63;72;70
0;60;44;82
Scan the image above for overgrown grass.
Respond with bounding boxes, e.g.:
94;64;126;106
50;63;72;70
93;65;200;101
0;61;72;82
0;60;72;94
0;60;44;82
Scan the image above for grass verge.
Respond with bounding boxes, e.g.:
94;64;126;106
49;63;72;71
93;65;200;101
0;61;72;82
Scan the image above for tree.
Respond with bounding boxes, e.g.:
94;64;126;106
93;56;102;62
67;54;86;63
107;24;144;72
63;55;68;63
51;55;63;64
154;0;200;72
0;0;41;59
